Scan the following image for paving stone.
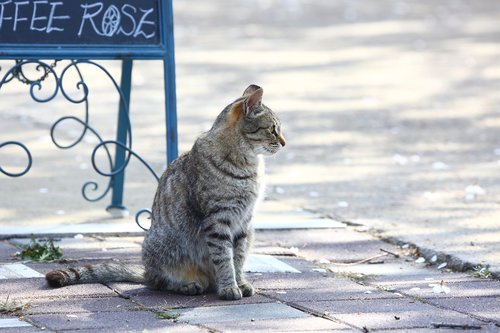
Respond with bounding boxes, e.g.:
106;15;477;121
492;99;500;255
10;237;142;250
275;256;320;272
60;247;142;261
0;328;44;333
0;241;18;262
245;254;301;273
25;296;135;315
136;293;273;309
71;324;208;333
328;262;434;278
261;279;395;302
0;317;43;332
109;282;273;308
28;310;179;331
204;316;353;332
295;298;483;331
255;229;400;262
0;222;145;236
429;296;500;324
0;278;117;299
254;217;345;230
176;302;308;324
385;327;499;333
250;271;341;290
253;202;345;230
0;263;44;279
367;270;477;286
390;279;500;299
0;317;32;329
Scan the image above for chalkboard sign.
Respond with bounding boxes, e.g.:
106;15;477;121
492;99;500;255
0;0;172;59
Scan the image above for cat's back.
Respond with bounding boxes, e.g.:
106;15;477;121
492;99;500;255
150;152;197;227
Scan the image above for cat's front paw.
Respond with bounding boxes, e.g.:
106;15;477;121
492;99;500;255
219;286;242;300
239;282;255;297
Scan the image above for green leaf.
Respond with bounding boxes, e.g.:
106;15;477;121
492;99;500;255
17;237;63;261
155;311;180;320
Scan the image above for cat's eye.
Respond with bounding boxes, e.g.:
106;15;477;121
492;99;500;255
270;125;279;136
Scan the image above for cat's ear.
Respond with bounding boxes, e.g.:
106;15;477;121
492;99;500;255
243;85;263;116
242;84;262;97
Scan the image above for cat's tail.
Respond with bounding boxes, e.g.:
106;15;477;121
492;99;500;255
45;263;145;287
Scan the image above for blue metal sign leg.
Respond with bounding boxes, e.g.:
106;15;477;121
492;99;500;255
107;59;133;217
164;0;178;164
164;57;178;164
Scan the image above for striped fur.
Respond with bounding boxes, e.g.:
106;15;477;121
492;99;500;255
46;85;285;300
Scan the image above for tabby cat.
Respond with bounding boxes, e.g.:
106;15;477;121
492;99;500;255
46;84;286;300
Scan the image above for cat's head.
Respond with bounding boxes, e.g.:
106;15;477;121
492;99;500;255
226;85;286;156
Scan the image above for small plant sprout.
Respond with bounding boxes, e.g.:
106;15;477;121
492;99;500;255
472;265;492;279
155;310;180;320
0;295;30;314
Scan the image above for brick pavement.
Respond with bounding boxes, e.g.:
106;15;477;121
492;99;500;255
0;223;498;332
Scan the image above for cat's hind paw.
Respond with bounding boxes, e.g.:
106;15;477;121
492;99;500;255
180;282;204;295
219;286;242;300
239;282;255;297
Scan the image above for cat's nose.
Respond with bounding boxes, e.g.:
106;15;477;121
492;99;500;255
278;134;286;147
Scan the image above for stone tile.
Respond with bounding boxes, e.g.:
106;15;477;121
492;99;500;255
0;263;44;279
0;278;117;299
71;323;209;333
254;218;345;230
26;296;135;315
274;256;320;272
390;280;500;299
255;229;400;262
176;302;308;324
0;318;32;328
106;282;152;297
245;254;301;273
204;317;352;332
0;328;44;333
0;222;145;236
0;316;44;333
135;293;273;309
385;327;498;333
0;242;18;263
60;247;142;261
261;279;395;302
10;237;141;250
328;262;439;279
367;270;477;286
295;298;483;331
253;202;345;230
429;296;500;323
250;268;357;291
109;282;273;308
28;311;178;331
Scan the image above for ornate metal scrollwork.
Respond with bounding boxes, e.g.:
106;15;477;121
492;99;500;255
0;141;32;177
0;59;159;228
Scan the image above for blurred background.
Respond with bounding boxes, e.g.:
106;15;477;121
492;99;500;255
1;0;500;270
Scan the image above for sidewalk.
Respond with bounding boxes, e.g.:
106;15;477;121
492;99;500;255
1;203;499;332
2;0;500;275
